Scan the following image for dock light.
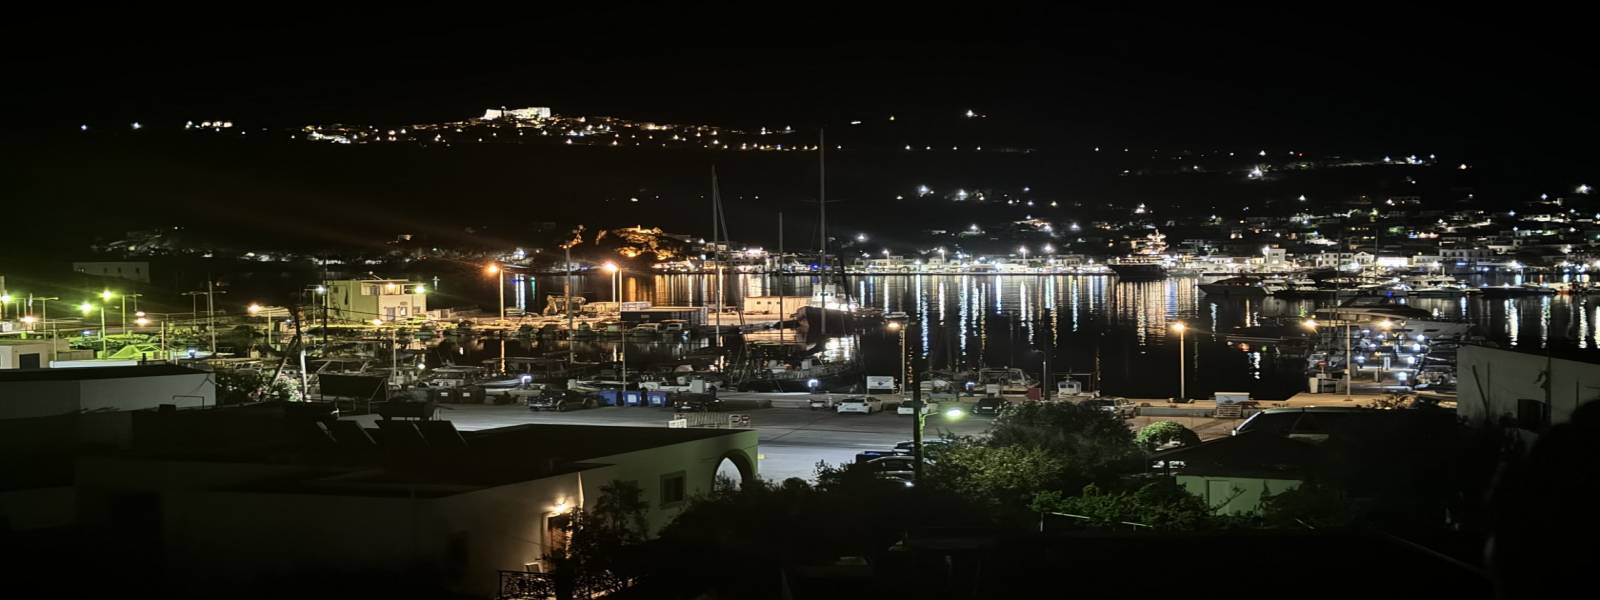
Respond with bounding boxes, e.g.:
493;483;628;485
486;263;500;274
315;285;327;294
247;303;262;315
101;290;114;301
1378;319;1394;329
602;262;618;273
80;302;93;315
1302;319;1318;330
807;378;820;390
372;319;384;326
135;317;150;327
135;311;145;318
944;407;965;419
1171;322;1186;333
414;284;427;294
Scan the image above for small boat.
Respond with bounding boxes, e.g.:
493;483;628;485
628;322;662;337
1199;276;1267;297
1479;283;1557;298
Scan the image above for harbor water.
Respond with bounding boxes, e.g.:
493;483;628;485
441;272;1600;400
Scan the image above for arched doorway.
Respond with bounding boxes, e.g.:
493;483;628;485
713;449;755;491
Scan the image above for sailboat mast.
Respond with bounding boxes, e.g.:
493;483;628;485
819;129;827;338
712;167;724;348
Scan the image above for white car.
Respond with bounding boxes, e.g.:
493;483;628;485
835;397;880;415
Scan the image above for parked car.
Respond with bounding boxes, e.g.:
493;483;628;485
1080;397;1135;418
893;439;951;454
673;393;723;412
528;389;596;412
864;455;916;479
809;395;832;410
835;396;881;415
971;396;1006;416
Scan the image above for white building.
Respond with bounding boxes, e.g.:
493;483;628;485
1457;345;1600;441
325;279;428;323
0;364;215;420
481;106;552;120
0;339;55;369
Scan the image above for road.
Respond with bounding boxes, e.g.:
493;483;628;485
345;403;993;482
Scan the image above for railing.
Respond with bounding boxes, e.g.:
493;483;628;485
497;570;556;599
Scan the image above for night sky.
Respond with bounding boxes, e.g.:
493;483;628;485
6;7;1595;149
3;7;1596;253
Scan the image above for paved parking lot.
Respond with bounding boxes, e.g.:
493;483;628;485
345;403;993;482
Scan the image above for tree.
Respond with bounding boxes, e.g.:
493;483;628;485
981;402;1144;484
545;480;650;599
924;443;1073;514
1135;421;1201;451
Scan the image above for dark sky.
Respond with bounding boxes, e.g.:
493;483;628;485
6;5;1597;153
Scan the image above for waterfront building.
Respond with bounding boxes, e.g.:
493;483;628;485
324;278;427;323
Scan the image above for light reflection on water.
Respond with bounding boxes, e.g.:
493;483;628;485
498;273;1600;399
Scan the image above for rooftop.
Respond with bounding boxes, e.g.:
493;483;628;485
0;364;206;382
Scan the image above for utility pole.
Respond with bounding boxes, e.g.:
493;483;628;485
909;319;925;482
207;278;218;355
565;243;575;363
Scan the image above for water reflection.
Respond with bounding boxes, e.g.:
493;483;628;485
510;273;1600;399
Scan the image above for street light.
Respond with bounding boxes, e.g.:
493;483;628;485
486;263;505;321
1172;322;1187;401
81;301;106;356
248;303;273;351
889;318;930;480
603;261;620;304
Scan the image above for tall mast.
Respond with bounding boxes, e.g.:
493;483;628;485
712;166;723;348
819;129;827;338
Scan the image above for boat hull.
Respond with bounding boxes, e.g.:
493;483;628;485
1199;284;1267;297
1107;263;1168;280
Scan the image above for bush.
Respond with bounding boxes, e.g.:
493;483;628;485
1136;421;1202;450
1032;480;1230;531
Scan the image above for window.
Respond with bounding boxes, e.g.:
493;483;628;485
545;513;572;555
362;285;377;296
1516;399;1550;431
660;471;686;506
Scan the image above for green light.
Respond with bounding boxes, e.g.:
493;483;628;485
80;302;94;315
100;290;114;301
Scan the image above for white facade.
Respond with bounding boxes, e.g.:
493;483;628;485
1457;345;1600;436
743;296;808;315
481;107;552;120
0;365;215;420
0;340;53;369
326;279;427;322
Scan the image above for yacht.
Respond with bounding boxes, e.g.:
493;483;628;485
1107;231;1170;280
1198;276;1267;297
1106;255;1168;280
1404;275;1480;298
